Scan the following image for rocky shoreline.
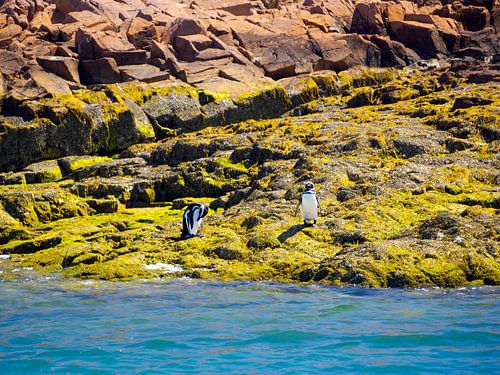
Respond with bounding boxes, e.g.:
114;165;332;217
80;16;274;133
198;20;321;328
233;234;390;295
0;0;499;287
1;65;498;287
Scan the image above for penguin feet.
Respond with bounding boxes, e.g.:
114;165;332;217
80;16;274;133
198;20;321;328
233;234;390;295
180;233;193;240
303;221;317;227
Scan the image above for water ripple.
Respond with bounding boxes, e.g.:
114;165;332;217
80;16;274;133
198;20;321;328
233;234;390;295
0;279;498;374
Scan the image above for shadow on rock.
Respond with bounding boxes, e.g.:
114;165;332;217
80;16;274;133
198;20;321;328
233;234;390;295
278;224;304;243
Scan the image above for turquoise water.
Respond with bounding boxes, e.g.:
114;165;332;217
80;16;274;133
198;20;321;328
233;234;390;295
0;277;498;374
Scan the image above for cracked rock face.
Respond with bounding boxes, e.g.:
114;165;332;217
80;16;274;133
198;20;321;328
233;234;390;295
0;0;498;99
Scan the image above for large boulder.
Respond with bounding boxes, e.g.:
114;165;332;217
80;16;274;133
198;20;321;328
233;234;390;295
248;33;319;79
350;1;386;35
311;32;381;71
368;34;420;67
163;17;206;44
0;50;27;76
0;24;22;48
404;14;464;53
174;34;214;62
29;69;74;95
323;0;356;31
76;29;147;65
80;57;122;84
389;20;448;57
0;99;155;172
452;6;490;32
126;16;157;51
119;64;169;83
36;56;80;83
202;0;254;16
57;10;112;41
54;0;100;16
141;91;205;137
0;118;58;173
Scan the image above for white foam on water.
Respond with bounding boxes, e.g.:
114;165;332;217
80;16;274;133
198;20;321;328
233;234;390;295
0;254;10;260
144;263;184;273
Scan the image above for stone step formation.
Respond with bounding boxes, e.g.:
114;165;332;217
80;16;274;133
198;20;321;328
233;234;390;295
0;0;498;98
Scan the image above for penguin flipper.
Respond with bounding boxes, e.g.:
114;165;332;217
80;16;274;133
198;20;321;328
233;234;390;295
295;197;302;216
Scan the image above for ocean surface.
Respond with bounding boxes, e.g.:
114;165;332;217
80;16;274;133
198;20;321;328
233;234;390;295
0;275;498;374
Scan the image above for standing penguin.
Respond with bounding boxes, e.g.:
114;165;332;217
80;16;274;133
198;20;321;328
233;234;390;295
295;181;320;227
181;203;209;239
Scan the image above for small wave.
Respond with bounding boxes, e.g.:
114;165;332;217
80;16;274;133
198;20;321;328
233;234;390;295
144;263;184;273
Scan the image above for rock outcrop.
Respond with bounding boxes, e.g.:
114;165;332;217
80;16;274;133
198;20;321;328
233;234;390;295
0;0;498;100
0;66;498;287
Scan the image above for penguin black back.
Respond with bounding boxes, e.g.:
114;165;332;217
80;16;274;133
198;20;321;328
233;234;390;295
181;203;209;239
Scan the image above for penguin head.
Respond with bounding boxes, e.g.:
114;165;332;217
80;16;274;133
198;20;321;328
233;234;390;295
201;204;209;218
304;181;315;191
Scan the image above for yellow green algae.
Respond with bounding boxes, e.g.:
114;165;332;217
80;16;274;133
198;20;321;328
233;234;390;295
0;67;499;287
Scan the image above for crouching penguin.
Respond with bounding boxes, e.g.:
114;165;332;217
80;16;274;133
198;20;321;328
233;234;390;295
181;203;209;239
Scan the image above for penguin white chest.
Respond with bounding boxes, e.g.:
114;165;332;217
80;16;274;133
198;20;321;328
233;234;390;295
301;194;318;220
190;207;204;235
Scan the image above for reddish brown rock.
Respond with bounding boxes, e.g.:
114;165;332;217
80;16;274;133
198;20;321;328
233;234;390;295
254;34;318;79
323;0;356;31
59;16;112;42
174;34;214;62
0;24;22;48
163;17;206;44
119;64;169;83
492;4;500;32
404;14;463;34
453;6;490;32
312;31;381;71
350;1;386;35
202;0;254;16
389;20;448;58
29;10;56;37
36;56;80;83
0;0;495;99
0;50;27;76
54;0;99;15
63;10;105;24
53;45;77;58
404;14;464;53
174;58;234;84
76;29;147;65
195;48;232;61
0;0;39;26
0;14;8;29
80;57;122;84
29;68;73;95
383;3;405;23
219;62;265;83
151;40;176;61
207;19;232;37
126;16;157;51
368;34;420;67
9;35;53;61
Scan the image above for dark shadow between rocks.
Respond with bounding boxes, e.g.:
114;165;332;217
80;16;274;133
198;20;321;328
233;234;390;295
278;224;304;243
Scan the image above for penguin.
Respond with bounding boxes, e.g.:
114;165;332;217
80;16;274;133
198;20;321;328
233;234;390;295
295;181;320;227
181;203;209;239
